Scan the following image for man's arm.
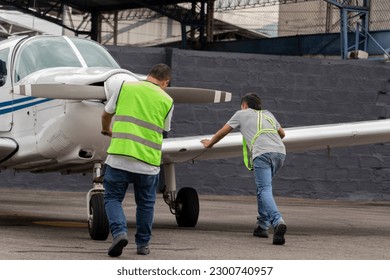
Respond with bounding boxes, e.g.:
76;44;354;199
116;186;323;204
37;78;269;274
101;110;115;137
278;127;285;139
201;124;233;148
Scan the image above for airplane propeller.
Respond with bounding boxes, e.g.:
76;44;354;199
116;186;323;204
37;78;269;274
13;84;232;104
13;84;106;100
166;87;232;103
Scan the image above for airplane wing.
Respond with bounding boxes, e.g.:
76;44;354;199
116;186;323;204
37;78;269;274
162;119;390;164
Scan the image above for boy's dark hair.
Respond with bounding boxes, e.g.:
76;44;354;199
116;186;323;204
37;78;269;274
241;93;262;110
148;63;171;81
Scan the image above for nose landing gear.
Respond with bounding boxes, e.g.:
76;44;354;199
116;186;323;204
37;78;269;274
86;163;109;240
85;162;200;241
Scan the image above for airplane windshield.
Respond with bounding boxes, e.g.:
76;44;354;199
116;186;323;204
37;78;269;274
14;36;119;82
14;37;82;82
69;38;119;68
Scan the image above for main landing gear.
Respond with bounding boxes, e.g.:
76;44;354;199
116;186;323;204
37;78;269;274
163;164;199;227
85;163;200;240
164;187;199;227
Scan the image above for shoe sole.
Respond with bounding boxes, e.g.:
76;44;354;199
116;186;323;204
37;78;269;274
137;247;150;255
253;232;269;238
273;223;287;245
108;239;128;257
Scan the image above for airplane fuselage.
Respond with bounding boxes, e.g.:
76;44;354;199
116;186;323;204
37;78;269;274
2;98;109;173
0;35;137;173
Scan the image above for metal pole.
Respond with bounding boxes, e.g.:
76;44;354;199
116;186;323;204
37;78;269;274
181;24;187;49
341;9;348;59
363;0;370;51
355;21;360;52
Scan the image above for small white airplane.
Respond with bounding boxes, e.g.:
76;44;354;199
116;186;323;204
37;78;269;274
1;35;390;241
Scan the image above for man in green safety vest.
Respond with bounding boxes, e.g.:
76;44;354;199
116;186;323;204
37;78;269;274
101;64;173;257
201;93;287;245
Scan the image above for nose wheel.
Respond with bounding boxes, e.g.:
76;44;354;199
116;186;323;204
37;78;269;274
86;163;109;240
87;190;109;240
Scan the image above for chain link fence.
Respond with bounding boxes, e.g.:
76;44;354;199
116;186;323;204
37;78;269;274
214;0;390;38
75;0;390;45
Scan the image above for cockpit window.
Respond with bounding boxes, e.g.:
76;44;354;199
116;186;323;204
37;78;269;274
0;48;10;86
0;48;9;63
13;36;120;82
14;37;82;82
70;38;119;68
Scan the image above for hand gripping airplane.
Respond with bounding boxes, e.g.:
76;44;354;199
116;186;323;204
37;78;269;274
1;35;390;241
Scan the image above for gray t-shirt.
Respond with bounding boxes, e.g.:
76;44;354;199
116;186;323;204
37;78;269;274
227;109;286;159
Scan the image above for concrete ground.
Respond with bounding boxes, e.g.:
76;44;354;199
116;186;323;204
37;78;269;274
0;188;389;260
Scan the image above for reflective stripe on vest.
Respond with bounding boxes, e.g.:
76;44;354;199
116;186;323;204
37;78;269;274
107;81;173;166
243;110;278;170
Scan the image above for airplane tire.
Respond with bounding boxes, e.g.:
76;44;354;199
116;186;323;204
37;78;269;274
88;193;109;240
175;187;199;227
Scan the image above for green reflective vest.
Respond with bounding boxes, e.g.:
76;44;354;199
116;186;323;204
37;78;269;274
242;110;278;171
107;81;173;166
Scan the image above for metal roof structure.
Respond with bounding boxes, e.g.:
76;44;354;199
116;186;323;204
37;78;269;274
0;1;204;45
2;0;383;58
0;12;44;37
0;0;192;13
0;0;269;47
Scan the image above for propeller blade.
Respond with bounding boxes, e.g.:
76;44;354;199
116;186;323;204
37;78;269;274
165;87;232;103
13;84;106;100
13;84;232;104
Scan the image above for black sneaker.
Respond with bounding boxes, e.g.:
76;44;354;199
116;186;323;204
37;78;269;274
137;246;150;255
108;233;128;257
253;226;269;238
273;221;287;245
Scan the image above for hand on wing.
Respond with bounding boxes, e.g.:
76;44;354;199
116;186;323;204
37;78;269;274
201;139;212;148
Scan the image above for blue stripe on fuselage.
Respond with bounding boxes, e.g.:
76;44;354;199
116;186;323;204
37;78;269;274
0;96;36;107
0;97;52;115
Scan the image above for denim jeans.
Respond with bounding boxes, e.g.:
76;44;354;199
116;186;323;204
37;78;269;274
103;165;158;247
253;152;285;230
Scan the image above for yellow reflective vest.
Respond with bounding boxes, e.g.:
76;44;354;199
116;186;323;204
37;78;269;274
242;110;278;170
107;81;173;166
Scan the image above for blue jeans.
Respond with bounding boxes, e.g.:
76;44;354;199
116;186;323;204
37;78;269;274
103;165;158;247
253;152;285;230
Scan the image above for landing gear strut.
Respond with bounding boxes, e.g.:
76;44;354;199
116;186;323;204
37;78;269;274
86;162;199;239
86;163;109;240
163;164;199;227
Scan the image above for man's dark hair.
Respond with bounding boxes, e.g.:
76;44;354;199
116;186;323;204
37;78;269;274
148;63;171;81
241;93;262;110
